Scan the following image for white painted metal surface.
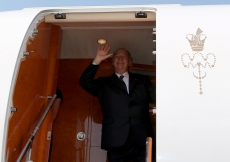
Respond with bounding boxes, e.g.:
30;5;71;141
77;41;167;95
157;5;230;162
2;3;230;162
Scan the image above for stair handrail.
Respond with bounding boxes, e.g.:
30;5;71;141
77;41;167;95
16;94;57;162
146;137;152;162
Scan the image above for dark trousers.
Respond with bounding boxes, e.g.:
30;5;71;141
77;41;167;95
107;132;146;162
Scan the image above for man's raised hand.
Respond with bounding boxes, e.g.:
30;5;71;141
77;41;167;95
93;44;113;64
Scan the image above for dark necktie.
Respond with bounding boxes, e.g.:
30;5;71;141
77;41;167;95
119;75;127;92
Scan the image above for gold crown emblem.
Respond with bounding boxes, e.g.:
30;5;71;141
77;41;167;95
186;28;206;52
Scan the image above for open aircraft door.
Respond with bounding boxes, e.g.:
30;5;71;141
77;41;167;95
156;5;230;162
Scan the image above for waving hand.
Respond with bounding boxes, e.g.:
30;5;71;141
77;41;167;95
93;44;112;64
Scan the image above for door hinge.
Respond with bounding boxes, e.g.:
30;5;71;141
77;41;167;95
135;11;147;18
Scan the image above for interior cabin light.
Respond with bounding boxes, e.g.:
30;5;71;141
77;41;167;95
97;39;107;44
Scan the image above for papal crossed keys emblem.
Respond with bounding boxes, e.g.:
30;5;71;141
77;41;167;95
181;28;216;95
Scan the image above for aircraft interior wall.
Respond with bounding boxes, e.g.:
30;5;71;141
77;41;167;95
6;21;62;162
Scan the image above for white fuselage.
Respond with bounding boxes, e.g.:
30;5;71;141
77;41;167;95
1;4;230;162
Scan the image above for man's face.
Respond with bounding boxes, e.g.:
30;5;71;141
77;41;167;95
112;49;131;74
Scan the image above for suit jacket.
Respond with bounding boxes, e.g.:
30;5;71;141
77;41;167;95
79;63;156;150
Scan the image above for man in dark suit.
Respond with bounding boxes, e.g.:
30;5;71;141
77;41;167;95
79;44;156;162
